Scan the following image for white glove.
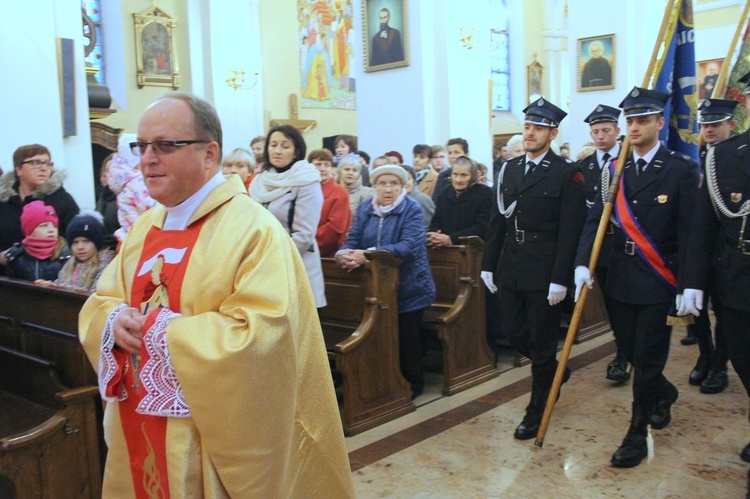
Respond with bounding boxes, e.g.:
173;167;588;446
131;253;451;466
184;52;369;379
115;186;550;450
573;266;594;302
481;271;497;294
677;288;703;316
548;283;567;306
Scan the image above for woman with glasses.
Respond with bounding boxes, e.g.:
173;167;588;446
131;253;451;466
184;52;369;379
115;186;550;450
0;144;79;265
335;165;436;399
249;125;326;308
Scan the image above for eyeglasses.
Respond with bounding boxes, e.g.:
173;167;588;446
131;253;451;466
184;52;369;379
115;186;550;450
375;182;402;191
129;139;210;156
21;159;53;169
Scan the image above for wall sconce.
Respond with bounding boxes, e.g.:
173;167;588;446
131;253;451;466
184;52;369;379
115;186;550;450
459;25;478;51
225;69;259;90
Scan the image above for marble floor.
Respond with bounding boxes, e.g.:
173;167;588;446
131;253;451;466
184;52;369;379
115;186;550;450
346;328;749;498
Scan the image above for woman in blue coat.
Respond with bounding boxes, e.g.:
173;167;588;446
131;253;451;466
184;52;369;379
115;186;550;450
336;165;436;399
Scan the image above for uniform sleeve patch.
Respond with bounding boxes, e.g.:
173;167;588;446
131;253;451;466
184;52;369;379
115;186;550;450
573;172;585;183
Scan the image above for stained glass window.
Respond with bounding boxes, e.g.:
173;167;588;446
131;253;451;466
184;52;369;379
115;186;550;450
83;0;105;84
489;0;510;112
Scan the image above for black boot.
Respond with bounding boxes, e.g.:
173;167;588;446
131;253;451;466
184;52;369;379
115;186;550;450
681;330;697;345
700;367;728;394
742;441;750;463
611;403;649;468
650;382;679;430
606;351;630;383
514;365;558;440
689;331;714;385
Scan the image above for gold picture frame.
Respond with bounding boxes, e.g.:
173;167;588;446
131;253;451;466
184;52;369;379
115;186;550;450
133;7;180;89
527;59;543;102
362;0;409;73
577;34;615;92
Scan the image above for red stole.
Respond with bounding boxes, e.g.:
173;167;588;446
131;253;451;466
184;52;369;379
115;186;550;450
118;218;205;499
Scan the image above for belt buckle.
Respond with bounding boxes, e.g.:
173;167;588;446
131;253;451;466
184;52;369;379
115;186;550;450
515;229;525;243
741;240;750;256
624;240;636;256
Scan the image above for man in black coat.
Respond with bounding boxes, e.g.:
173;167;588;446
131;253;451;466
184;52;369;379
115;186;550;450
481;97;586;441
579;104;629;383
575;87;700;468
679;77;750;483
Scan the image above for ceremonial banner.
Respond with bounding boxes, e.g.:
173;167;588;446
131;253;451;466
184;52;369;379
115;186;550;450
653;0;699;164
721;20;750;132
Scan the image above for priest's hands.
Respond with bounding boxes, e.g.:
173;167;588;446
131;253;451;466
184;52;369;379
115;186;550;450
114;307;146;355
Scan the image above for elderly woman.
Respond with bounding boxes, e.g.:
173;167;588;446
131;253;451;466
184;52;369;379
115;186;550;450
337;155;375;214
249;125;326;308
336;165;436;399
427;156;493;248
222;147;256;190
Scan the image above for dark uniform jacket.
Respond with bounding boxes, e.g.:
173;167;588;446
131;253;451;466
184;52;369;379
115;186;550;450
578;147;619;269
575;145;700;305
684;131;750;312
429;183;494;244
482;150;586;291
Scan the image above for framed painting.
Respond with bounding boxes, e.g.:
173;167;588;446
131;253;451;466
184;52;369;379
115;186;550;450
527;59;543;102
362;0;409;73
577;34;615;92
133;7;180;89
697;58;722;101
297;0;357;109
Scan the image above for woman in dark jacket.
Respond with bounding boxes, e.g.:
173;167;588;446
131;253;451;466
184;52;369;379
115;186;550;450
336;165;436;399
427;156;494;247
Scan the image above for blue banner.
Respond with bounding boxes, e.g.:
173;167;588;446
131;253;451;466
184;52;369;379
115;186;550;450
653;0;699;163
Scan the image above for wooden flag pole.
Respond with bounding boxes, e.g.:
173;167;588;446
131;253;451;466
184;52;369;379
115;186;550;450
534;0;679;448
712;0;750;98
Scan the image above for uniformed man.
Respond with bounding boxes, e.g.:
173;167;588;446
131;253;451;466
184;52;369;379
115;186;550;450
574;87;700;468
579;104;630;384
684;98;738;395
481;97;586;440
679;76;750;482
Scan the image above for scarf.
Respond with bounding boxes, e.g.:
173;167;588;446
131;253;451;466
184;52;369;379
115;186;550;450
343;175;363;195
249;160;321;204
23;236;57;260
371;188;408;217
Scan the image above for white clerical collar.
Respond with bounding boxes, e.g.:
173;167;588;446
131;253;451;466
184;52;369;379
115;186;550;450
632;142;661;167
163;170;225;230
596;143;620;164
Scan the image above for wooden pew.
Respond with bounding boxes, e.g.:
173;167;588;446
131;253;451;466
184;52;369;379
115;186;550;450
0;346;102;498
319;251;415;436
422;236;499;395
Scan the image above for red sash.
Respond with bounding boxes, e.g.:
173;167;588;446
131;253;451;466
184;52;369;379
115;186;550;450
118;218;206;499
612;162;677;292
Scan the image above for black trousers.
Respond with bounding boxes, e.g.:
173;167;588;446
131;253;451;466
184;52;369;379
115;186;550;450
399;309;426;391
499;287;558;371
608;299;672;407
718;306;750;397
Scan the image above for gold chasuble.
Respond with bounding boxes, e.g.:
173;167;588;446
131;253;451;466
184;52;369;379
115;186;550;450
79;176;355;498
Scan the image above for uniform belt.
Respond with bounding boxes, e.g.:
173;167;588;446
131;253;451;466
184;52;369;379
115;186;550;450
508;229;557;243
613;239;678;256
723;234;750;256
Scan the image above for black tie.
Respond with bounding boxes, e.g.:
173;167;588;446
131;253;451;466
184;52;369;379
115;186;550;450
602;153;611;166
525;161;535;179
636;158;647;177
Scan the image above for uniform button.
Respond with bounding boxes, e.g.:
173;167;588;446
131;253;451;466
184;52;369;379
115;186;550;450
633;200;638;204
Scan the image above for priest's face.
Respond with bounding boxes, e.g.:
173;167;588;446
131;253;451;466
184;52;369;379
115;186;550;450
137;98;219;207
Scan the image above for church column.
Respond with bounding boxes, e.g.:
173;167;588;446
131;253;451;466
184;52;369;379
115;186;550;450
183;0;265;152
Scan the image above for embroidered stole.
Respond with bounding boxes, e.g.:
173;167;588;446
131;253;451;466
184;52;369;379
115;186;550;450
118;218;205;499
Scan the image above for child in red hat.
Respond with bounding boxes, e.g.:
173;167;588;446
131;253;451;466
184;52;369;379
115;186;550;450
6;200;70;281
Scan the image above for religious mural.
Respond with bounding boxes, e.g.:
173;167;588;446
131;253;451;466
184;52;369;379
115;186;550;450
297;0;357;110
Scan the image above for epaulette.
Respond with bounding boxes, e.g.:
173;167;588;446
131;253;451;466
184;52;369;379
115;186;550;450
668;150;693;162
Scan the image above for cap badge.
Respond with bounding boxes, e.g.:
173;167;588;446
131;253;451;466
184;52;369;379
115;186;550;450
596;105;603;112
84;224;89;231
657;195;668;204
731;192;743;203
537;98;545;106
704;100;711;108
632;88;640;97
